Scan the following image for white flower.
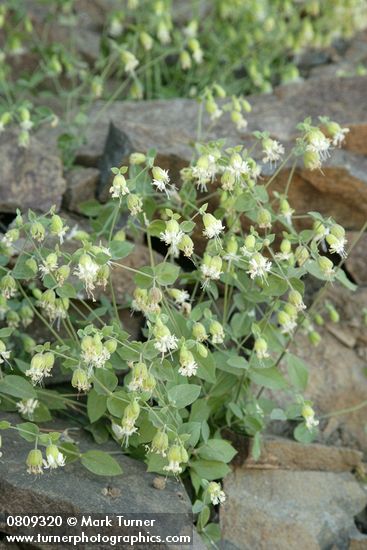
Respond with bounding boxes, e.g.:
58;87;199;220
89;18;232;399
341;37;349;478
209;104;222;121
193;48;203;64
262;138;284;164
327;236;347;258
192;155;217;192
82;347;110;370
169;289;190;304
228;153;250;183
110;173;129;199
0;348;10;364
208;482;226;505
201;264;222;280
16;398;39;417
331;127;349;147
26;354;54;385
152;167;175;196
202;213;224;239
20;119;33;132
120;419;138;438
43;450;65;470
305;415;319;430
122;51;139;73
279;317;297;334
302;405;319;431
306;129;331;161
157;22;171;45
275;251;292;261
109;19;123;37
178;361;198;377
112;423;125;440
201;256;223;288
163;460;182;474
74;254;99;301
154;333;178;355
160;220;184;257
178;348;198;377
247;253;272;281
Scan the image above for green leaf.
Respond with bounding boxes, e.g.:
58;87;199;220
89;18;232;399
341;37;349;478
0;420;11;429
262;275;288;297
87;390;107;423
251;432;262;460
168;384;201;408
147;220;166;237
16;422;39;442
197;439;237;463
294;422;317;444
270;408;287;421
56;283;77;299
226;355;249;370
58;442;79;463
286;354;309;391
93;370;118;395
155;263;180;286
81;450;122;476
178;422;201;447
190;399;211;422
39;432;60;445
134;266;154;288
0;327;14;338
249;367;288;390
0;375;37;399
335;269;357;291
12;254;36;279
110;241;134;260
107;390;128;417
29;402;52;423
191;459;231;480
194;351;216;383
180;220;196;232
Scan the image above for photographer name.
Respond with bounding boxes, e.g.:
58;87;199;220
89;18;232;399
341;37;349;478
80;516;156;528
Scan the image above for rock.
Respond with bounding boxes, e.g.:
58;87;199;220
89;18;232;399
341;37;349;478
63;167;100;213
349;533;367;549
221;469;367;550
38;76;367;230
235;435;363;473
0;413;193;550
35;75;367;230
268;149;367;231
0;130;66;213
346;231;367;285
97;122;133;202
28;1;101;64
326;324;357;349
270;286;367;453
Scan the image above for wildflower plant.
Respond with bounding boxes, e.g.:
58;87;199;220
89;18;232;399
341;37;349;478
0;0;366;166
0;103;357;543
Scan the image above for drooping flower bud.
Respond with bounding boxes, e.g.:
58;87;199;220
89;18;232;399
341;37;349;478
26;449;43;475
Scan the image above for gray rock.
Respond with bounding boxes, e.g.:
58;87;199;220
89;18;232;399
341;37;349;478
349;532;367;549
267;286;367;453
0;413;195;550
63;166;100;214
234;435;363;473
36;75;367;230
0;131;66;213
97;122;133;202
221;469;367;550
345;231;367;285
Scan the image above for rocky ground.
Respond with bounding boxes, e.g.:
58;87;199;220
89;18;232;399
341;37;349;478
0;10;367;550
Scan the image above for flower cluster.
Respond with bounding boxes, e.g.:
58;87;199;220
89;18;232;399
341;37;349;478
0;114;354;545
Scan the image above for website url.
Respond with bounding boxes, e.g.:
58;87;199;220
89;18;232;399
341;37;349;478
5;531;192;546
